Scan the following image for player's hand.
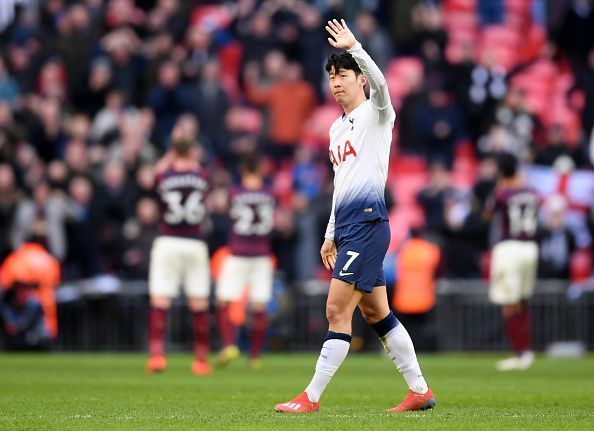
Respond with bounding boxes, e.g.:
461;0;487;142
325;19;357;50
320;239;337;270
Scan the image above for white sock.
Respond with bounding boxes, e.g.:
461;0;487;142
304;338;350;403
380;323;428;394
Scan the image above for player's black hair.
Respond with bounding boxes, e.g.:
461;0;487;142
496;152;518;179
325;51;362;76
241;153;261;174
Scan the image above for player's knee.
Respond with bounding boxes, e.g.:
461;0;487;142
325;303;348;325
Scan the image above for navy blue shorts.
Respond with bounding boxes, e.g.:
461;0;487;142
332;219;390;292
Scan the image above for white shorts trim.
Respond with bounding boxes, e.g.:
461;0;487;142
216;255;273;303
149;236;210;298
489;240;538;305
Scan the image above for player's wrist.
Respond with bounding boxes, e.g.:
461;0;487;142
346;41;361;52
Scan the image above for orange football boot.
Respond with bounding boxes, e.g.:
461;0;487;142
191;359;213;375
386;388;436;412
146;355;167;373
275;392;319;413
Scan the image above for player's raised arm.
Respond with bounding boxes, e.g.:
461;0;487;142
326;18;393;122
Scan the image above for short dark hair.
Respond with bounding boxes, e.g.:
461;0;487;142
497;152;518;179
171;138;194;156
241;153;261;174
325;51;362;76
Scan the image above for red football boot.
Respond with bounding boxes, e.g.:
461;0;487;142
146;355;167;373
386;388;436;412
191;359;213;376
275;392;319;413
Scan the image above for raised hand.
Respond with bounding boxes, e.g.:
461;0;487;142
325;18;357;50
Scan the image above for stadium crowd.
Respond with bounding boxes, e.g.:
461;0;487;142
1;0;594;310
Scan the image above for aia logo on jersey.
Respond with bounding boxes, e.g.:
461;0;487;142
329;140;357;167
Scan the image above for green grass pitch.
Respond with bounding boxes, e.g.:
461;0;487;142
0;352;593;430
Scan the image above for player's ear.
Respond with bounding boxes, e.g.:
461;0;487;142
359;74;367;87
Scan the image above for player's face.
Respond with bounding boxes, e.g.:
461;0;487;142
328;66;364;106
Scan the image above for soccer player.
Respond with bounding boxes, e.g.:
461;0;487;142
215;154;276;370
486;153;539;371
146;128;212;375
275;19;435;413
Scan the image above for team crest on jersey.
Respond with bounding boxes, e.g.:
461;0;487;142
329;140;357;166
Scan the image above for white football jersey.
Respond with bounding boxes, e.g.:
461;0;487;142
325;42;396;240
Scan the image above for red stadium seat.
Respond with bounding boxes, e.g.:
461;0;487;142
388;205;426;252
451;141;478;189
392;171;428;206
444;11;478;33
517;25;546;63
301;104;342;147
481;25;520;50
444;0;477;13
386;58;424;103
391;155;427;175
505;0;531;15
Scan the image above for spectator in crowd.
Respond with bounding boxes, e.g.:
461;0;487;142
28;97;67;163
244;51;316;162
443;155;496;277
0;163;23;260
64;175;100;279
107;109;157;172
392;229;441;352
0;55;19;107
147;60;195;149
0;240;61;349
487;88;538;161
56;3;93;100
353;10;393;72
192;59;231;156
292;146;325;282
555;0;594;70
93;158;135;271
74;57;114;117
90;88;126;145
534;124;584;167
101;27;145;104
182;26;214;82
417;161;455;241
120;197;159;280
11;181;71;261
294;5;325;100
537;194;577;279
415;85;466;168
464;53;508;142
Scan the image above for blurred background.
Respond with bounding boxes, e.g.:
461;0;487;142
0;0;593;355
